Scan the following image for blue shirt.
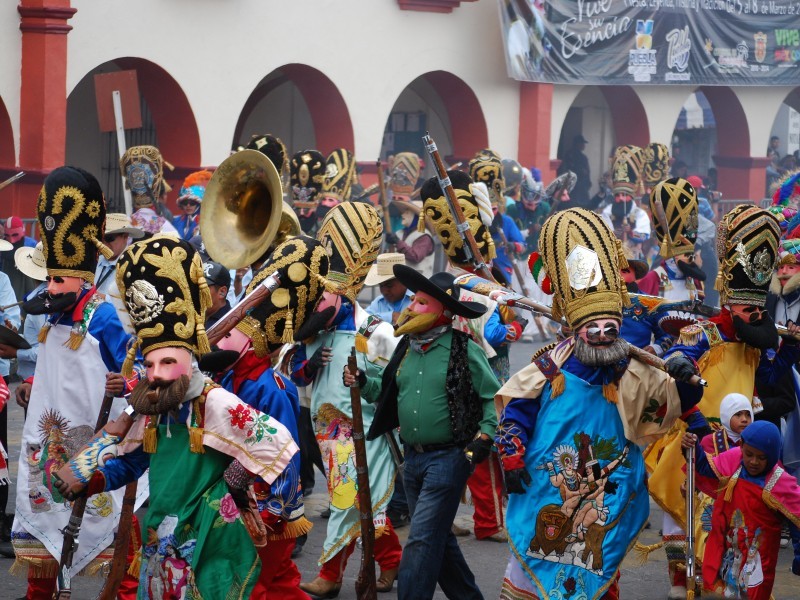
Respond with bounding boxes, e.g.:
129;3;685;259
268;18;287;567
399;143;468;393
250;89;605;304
0;271;20;376
365;289;413;323
491;213;525;277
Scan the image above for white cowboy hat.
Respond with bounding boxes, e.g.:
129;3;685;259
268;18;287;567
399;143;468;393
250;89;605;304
105;213;145;239
364;252;406;286
15;241;47;281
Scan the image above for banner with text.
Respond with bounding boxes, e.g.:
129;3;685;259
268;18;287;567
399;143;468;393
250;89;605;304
499;0;800;85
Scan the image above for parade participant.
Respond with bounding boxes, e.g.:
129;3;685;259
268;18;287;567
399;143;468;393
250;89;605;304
95;213;145;296
364;253;413;325
290;202;402;598
495;208;703;600
544;171;577;214
290;149;326;234
386;152;421;203
120;145;179;236
685;421;800;599
0;377;11;558
350;265;499;600
1;215;38;302
172;170;212;241
600;145;650;258
502;158;523;212
203;261;232;330
638;178;706;301
317;149;356;221
645;206;800;599
10;167;145;599
215;235;329;599
385;197;435;279
641;143;671;202
54;235;299;599
4;216;36;248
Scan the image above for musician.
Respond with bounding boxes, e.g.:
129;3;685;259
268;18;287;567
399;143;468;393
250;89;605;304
120;145;179;236
10;167;142;599
290;203;402;598
600;146;650;259
350;266;499;600
495;208;702;600
172;170;212;241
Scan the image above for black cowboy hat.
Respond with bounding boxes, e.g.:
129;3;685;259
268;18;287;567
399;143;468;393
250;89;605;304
393;264;486;319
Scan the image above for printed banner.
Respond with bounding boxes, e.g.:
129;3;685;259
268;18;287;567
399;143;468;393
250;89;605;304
499;0;800;85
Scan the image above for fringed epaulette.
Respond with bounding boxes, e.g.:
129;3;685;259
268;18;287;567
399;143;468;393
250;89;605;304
189;381;220;454
533;348;565;398
355;314;384;354
677;320;720;348
66;293;104;350
531;341;558;362
722;466;742;503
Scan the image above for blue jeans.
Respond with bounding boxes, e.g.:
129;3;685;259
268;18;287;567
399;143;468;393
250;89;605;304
398;446;483;600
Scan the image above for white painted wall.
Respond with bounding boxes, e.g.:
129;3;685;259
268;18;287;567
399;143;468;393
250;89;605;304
0;3;22;162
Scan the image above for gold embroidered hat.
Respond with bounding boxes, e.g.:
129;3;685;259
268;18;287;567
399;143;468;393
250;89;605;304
649;177;699;259
420;170;495;268
538;208;630;329
389;152;421;199
321;148;356;203
236;235;330;356
611;145;645;197
116;236;212;375
38;166;112;282
246;134;289;183
468;149;505;209
641;143;671;188
316;201;383;302
715;206;781;307
119;145;164;209
290;149;326;209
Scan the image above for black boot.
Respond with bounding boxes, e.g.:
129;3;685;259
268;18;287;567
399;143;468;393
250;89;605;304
0;512;14;558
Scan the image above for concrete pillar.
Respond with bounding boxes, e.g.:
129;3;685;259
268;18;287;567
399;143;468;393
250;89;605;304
518;82;554;183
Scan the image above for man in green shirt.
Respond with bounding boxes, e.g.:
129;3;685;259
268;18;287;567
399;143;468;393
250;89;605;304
345;265;500;600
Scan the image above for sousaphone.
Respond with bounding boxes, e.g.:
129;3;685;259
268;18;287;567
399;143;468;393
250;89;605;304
201;149;284;269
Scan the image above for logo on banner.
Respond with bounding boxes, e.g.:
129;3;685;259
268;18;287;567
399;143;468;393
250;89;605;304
754;32;767;63
629;20;657;82
665;26;691;82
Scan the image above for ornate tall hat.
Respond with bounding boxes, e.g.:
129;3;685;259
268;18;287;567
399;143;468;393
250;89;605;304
290;149;326;209
177;170;213;205
641;143;671;188
502;159;523;192
389;152;421;199
237;235;330;355
468;149;505;208
116;236;212;375
715;206;781;307
246;134;288;181
316;201;383;302
321;148;356;203
611;145;644;196
120;145;164;209
649;177;699;258
537;208;630;329
420;170;495;268
38;167;111;282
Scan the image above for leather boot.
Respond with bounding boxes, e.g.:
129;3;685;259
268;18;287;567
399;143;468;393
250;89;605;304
299;577;342;599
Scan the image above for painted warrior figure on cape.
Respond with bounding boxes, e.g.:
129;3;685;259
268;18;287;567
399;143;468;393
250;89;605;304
495;208;704;600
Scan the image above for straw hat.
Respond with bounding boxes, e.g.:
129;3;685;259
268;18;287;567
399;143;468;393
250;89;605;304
105;213;145;239
0;239;11;252
364;253;406;286
15;242;47;281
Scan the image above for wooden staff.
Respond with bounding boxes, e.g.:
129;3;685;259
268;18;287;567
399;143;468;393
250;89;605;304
206;272;281;346
685;442;698;600
376;160;393;252
348;348;377;600
0;171;24;192
96;481;138;600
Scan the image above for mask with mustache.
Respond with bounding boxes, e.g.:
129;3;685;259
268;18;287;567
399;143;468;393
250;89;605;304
611;200;630;221
573;336;630;367
22;290;78;315
394;307;442;336
732;313;779;350
129;373;190;415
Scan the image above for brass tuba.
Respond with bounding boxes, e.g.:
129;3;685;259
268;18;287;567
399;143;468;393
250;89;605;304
200;149;284;269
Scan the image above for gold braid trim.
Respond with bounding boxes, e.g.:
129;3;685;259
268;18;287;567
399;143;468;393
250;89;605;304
632;540;665;565
268;516;314;541
531;341;558;362
47;268;96;284
38;322;51;344
602;382;619;404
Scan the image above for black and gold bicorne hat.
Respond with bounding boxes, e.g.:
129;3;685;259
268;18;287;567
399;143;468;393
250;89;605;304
321;148;356;203
649;177;699;259
316;201;383;302
236;235;330;356
38;166;112;283
116;236;212;376
389;152;421;199
468;149;505;208
290;150;326;209
611;145;644;197
119;145;164;209
715;206;781;307
420;170;496;268
247;134;289;182
641;143;671;188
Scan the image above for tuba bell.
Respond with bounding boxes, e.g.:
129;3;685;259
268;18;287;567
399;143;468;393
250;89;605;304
200;149;284;269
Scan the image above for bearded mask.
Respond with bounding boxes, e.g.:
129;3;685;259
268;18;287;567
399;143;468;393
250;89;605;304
394;291;447;336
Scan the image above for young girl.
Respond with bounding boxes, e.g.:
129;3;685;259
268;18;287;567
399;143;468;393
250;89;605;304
685;421;800;599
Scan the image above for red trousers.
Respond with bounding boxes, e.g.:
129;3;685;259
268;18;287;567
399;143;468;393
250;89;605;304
467;452;505;539
318;518;402;583
26;517;140;600
251;537;308;599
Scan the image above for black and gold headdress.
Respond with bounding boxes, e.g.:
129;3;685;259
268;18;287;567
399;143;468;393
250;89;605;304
649;177;699;258
641;143;671;188
611;145;644;197
389;152;421;199
321;148;356;203
469;149;505;208
247;133;289;183
290;149;326;209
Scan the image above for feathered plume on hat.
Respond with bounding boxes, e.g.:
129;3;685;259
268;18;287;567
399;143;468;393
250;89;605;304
649;177;699;258
768;171;800;231
177;170;213;205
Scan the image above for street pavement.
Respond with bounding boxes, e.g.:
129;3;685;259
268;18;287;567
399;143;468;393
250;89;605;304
1;338;797;599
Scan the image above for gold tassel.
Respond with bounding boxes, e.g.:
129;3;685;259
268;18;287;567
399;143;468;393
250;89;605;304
602;382;619;404
550;372;565;398
189;427;205;454
66;331;85;350
354;333;369;355
723;475;737;503
281;310;294;345
38;322;50;343
10;556;60;578
143;424;158;454
633;541;664;565
121;339;140;378
196;320;211;355
714;271;724;293
417;212;426;233
93;237;115;260
127;549;142;577
268;516;314;541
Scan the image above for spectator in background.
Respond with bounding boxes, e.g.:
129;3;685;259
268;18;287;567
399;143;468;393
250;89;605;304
588;170;613;211
4;217;35;249
94;213;145;297
364;253;413;325
172;170;212;241
0;217;38;303
671;160;689;179
203;261;232;329
767;135;781;160
559;134;591;204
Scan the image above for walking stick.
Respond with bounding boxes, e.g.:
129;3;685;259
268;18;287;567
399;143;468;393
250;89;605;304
55;394;115;599
96;481;138;600
685;443;698;599
348;347;377;600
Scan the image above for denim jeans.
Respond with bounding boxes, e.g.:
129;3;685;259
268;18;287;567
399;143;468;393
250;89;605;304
398;446;483;600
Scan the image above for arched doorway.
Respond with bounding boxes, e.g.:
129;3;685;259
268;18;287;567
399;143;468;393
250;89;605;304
66;58;200;213
0;96;17;206
767;87;800;200
380;71;488;170
234;64;353;156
